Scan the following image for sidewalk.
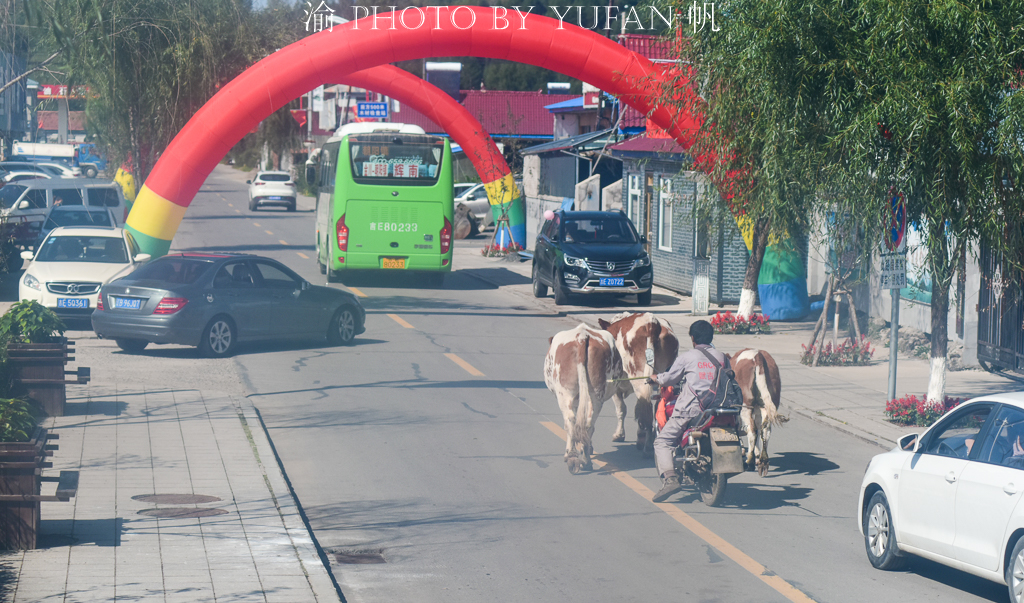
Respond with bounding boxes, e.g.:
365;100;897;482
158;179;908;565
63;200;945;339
0;383;338;602
452;242;1023;449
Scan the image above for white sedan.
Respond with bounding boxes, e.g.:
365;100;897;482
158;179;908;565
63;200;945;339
19;226;150;318
247;171;297;212
860;392;1024;602
454;182;492;235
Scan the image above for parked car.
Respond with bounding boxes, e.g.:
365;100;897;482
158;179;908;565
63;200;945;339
247;171;297;211
454;182;492;234
19;226;150;318
0;161;58;177
34;162;82;178
532;210;653;306
0;178;129;245
859;392;1024;603
33;206;118;248
91;253;366;357
3;171;50;183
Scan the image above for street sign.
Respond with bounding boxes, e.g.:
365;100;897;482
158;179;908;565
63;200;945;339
880;191;907;289
885;191;907;253
356;102;389;119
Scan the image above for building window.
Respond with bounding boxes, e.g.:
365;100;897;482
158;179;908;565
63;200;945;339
658;176;673;251
627;174;642;225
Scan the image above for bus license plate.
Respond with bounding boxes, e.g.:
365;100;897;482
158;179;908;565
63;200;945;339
112;296;142;310
57;298;89;309
382;258;406;269
599;277;624;287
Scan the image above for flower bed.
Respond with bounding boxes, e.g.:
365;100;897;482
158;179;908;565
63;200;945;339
710;311;771;334
800;336;874;366
480;241;523;257
885;394;964;426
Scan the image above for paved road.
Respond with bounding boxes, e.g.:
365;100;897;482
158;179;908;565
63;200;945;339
152;165;1007;603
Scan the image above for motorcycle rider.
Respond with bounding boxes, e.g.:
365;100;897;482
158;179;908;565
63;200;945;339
648;319;729;503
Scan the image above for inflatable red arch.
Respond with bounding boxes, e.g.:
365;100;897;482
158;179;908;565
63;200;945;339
125;7;698;255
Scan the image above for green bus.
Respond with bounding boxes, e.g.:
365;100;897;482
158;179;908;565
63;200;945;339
311;123;454;285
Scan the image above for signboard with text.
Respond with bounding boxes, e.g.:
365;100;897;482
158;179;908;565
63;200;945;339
880;191;907;289
357;102;389;119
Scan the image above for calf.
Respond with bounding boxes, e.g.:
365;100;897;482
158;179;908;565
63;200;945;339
597;312;679;458
731;348;786;476
544;324;625;474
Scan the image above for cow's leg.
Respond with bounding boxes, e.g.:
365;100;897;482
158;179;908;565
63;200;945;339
581;396;607;471
635;397;655;457
560;396;583;474
740;404;757;471
611;391;627;442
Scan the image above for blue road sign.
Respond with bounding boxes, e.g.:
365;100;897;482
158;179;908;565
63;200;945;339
357;102;389;119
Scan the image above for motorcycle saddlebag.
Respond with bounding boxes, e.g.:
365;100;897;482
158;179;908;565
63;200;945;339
709;427;744;474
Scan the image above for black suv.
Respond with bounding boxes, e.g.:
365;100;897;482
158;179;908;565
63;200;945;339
532;210;653;305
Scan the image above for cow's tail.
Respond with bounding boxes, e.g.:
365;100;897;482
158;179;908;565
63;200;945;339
755;353;787;426
573;336;595;454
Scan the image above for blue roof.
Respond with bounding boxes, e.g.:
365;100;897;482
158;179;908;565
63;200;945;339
544;97;584;111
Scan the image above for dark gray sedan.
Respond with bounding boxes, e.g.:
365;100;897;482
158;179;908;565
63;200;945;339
91;253;366;357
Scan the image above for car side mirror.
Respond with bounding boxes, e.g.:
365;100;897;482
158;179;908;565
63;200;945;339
899;433;919;452
20;250;33;261
640;236;648;244
466;193;476;200
305;165;316;184
17;200;29;210
246;180;252;184
133;253;152;263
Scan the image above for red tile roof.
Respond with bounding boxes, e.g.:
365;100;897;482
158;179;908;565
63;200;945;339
617;34;675;130
389;90;577;138
36;111;87;131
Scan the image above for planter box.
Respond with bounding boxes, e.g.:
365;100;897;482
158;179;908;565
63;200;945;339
8;338;77;417
0;427;52;550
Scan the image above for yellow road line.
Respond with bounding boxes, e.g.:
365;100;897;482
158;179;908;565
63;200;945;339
234;209;240;213
444;353;485;376
296;252;309;259
228;203;233;207
387;314;414;328
279;240;289;246
265;230;273;235
253;222;261;227
348;287;367;298
539;421;816;603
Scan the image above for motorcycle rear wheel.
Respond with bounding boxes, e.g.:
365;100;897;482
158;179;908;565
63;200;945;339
697;472;728;507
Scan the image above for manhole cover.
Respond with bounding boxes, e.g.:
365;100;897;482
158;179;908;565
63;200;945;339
132;494;222;504
138;508;228;519
331;549;386;565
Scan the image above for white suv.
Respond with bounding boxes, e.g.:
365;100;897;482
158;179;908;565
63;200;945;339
247;171;297;212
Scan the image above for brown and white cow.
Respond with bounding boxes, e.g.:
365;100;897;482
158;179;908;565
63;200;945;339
731;348;786;476
544;324;625;474
597;312;679;458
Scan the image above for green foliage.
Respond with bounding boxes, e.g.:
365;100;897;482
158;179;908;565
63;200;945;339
0;301;67;344
0;398;42;443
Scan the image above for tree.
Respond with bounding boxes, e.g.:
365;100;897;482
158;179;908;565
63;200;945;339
666;0;1024;403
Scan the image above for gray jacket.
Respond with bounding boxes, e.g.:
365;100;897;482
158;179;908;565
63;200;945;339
653;344;729;417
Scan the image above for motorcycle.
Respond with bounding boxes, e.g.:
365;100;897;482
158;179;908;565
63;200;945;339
652;382;746;507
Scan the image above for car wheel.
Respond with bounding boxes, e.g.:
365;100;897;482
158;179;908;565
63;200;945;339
249;200;258;211
84;166;98;178
553;269;569;306
532;262;548;298
328;306;358;346
199;315;236;358
318;258;327;275
467;216;480;237
288;202;297;212
1007;535;1024;603
115;338;148;353
637;290;652;306
864;491;906;570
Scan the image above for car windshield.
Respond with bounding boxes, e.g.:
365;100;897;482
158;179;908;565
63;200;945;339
36;235;128;263
259;173;290;182
562;218;638;244
45;210;112;230
127;257;212;284
0;185;26;209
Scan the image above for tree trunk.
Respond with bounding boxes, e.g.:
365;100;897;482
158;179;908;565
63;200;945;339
807;273;834;349
847;290;862;342
927;271;951;405
738;217;770;319
812;276;834;367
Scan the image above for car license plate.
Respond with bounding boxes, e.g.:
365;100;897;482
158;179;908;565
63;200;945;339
112;296;142;310
599;277;625;287
57;298;89;309
268;196;282;200
382;258;406;269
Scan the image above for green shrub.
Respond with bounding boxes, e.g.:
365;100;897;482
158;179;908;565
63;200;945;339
0;300;66;344
0;398;42;442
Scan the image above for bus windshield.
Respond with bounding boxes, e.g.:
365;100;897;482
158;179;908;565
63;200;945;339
349;141;442;185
